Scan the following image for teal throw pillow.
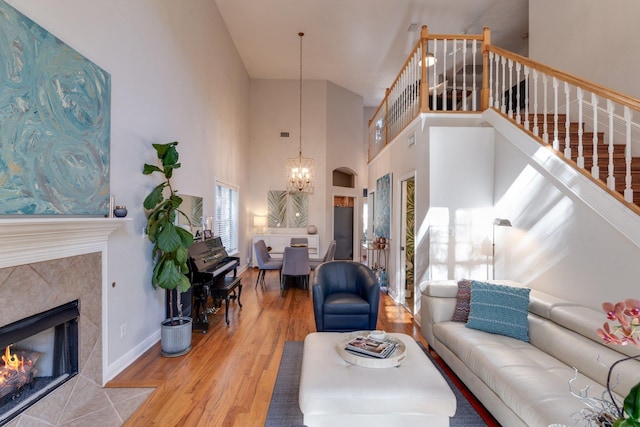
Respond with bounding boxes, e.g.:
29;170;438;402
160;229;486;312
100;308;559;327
466;281;531;342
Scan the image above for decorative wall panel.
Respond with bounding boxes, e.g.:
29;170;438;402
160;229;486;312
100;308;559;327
268;190;287;227
374;173;391;238
287;192;308;227
0;1;111;215
267;190;308;228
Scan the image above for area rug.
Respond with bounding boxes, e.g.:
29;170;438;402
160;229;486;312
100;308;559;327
265;340;495;427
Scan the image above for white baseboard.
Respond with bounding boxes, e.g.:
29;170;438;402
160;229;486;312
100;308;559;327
104;330;160;384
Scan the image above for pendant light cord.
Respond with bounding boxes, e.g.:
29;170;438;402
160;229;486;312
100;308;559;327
299;32;304;161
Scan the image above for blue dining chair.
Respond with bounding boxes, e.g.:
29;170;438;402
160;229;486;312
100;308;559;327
254;240;283;288
281;246;310;293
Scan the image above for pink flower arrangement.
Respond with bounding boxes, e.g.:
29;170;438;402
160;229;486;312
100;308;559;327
597;299;640;347
593;298;640;427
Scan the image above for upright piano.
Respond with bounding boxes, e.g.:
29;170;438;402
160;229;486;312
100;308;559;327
188;237;241;330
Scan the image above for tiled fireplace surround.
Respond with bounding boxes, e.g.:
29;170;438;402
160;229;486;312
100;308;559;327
0;218;152;426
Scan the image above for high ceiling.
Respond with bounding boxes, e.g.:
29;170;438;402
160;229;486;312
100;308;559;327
214;0;529;107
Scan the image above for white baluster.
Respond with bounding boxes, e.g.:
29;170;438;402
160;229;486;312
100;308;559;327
607;100;615;190
453;41;458;112
409;54;414;118
543;74;549;144
416;50;420;115
393;83;398;136
462;40;467;111
508;59;514;118
552;77;559;151
398;71;402;130
532;69;539;137
489;51;494;108
472;40;477;109
591;93;599;179
563;82;571;159
524;66;530;131
404;64;408;126
576;88;584;168
494;53;501;109
624;107;633;203
515;62;522;124
432;41;438;111
500;56;506;114
442;39;448;111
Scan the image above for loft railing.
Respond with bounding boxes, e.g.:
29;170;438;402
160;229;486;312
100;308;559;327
368;25;640;209
368;26;490;160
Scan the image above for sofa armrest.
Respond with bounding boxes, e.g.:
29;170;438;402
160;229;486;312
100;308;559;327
419;280;458;346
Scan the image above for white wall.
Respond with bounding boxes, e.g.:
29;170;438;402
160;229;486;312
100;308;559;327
367;119;424;301
6;0;251;380
530;0;640;99
428;127;495;281
326;82;367;257
493;123;640;308
367;107;640;316
248;79;365;257
367;115;491;306
248;79;328;251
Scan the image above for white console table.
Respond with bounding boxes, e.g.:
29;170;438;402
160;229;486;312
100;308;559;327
252;233;319;267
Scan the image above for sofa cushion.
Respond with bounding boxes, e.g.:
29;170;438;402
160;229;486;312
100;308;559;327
451;279;472;322
433;321;615;427
529;311;640;396
466;281;531;342
528;290;578;319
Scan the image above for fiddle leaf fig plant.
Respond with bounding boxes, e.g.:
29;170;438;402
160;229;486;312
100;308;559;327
143;141;194;324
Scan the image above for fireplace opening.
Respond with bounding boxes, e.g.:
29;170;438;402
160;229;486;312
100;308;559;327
0;300;79;425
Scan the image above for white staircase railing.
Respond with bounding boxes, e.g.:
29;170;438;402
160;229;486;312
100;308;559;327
368;25;640;213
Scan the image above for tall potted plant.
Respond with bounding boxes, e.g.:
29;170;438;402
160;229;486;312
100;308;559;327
143;141;194;357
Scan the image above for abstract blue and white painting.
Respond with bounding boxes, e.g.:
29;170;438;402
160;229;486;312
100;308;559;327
0;1;111;215
374;173;391;239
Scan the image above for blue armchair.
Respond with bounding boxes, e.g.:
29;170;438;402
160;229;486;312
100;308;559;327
312;261;380;332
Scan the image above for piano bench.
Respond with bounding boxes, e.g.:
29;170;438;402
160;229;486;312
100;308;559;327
209;276;243;325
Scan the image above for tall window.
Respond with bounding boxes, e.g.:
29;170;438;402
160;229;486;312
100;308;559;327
215;180;238;253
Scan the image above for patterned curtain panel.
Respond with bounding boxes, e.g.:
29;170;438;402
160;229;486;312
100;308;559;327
405;178;415;289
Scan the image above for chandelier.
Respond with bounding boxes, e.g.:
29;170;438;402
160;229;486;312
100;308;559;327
286;32;314;193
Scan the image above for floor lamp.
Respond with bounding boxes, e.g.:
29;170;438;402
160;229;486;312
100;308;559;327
492;218;512;280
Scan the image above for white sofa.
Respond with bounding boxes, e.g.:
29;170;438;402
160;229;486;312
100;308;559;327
420;280;640;427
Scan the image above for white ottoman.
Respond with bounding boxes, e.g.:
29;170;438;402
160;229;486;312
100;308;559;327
299;332;456;427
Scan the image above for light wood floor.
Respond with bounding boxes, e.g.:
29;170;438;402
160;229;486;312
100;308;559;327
108;268;429;426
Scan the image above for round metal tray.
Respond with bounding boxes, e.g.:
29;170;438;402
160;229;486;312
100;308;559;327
336;332;407;368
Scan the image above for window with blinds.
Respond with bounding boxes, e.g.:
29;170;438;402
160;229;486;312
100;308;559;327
215;181;238;253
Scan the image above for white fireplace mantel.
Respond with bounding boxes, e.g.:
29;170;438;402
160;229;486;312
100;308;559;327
0;217;128;269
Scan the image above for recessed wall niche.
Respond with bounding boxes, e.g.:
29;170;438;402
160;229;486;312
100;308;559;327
332;168;355;188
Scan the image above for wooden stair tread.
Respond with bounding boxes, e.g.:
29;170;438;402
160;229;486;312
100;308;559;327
514;111;640;207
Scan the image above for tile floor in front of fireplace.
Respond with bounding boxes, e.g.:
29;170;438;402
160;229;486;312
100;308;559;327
7;380;154;427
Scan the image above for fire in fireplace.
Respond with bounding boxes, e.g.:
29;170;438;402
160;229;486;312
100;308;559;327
0;300;79;425
0;345;41;406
